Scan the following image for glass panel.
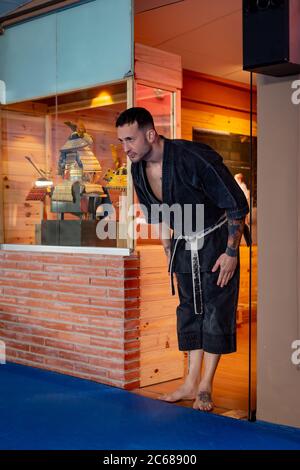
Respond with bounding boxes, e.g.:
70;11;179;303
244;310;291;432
0;0;133;104
135;83;175;244
193;128;257;418
0;82;130;248
0;0;134;250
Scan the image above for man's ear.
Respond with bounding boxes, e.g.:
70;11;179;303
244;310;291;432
146;128;156;143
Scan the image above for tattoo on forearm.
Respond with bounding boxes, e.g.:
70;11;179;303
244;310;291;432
226;218;245;256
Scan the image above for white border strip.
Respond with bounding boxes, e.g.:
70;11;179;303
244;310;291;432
0;244;131;256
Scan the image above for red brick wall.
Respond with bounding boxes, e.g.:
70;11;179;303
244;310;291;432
0;250;140;389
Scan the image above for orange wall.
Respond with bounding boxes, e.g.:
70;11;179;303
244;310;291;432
182;69;257;140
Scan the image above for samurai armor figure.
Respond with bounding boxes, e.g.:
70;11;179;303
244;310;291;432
26;187;48;201
52;181;74;202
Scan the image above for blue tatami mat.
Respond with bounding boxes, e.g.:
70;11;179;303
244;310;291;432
0;362;300;450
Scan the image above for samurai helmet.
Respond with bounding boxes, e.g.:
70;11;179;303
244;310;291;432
61;121;93;151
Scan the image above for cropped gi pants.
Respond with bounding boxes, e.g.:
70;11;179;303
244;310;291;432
175;267;239;354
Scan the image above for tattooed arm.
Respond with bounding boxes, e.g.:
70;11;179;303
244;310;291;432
212;217;245;288
225;218;245;257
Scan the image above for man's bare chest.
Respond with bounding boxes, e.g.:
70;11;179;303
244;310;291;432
145;164;162;202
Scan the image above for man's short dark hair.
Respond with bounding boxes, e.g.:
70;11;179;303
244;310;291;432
115;107;155;129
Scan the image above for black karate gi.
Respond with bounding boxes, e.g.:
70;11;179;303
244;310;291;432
131;137;249;354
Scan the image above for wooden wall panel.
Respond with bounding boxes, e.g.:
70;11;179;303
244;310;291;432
135;43;182;91
182;105;257;141
135;43;182;72
135;61;182;90
238;246;257;323
183;70;257;114
138;245;184;387
1;110;46;244
140;350;183;387
182;69;257;140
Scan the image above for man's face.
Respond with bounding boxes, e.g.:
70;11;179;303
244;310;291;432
117;122;153;163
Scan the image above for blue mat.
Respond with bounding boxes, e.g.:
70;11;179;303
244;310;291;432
0;362;300;450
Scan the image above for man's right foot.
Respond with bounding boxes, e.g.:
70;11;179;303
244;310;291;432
193;390;214;412
158;384;197;403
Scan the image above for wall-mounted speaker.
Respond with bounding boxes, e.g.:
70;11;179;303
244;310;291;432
243;0;300;76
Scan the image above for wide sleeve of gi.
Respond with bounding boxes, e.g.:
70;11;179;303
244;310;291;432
191;146;249;219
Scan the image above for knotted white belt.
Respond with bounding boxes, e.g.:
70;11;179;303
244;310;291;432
168;214;228;315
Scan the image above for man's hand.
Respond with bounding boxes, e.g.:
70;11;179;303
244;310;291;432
164;246;171;265
212;253;237;288
212;217;244;287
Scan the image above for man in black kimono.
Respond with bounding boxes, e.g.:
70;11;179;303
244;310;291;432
116;108;249;411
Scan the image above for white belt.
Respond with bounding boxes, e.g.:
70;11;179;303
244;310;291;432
168;214;228;315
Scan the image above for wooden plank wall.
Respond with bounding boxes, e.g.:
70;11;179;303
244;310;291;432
182;69;257;140
137;245;184;387
135;43;182;91
1;108;47;244
238;246;257;323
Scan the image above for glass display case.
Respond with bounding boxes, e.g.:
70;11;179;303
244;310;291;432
0;80;133;249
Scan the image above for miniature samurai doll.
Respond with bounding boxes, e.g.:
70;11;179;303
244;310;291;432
51;121;107;218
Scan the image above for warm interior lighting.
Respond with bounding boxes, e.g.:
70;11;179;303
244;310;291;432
91;91;113;107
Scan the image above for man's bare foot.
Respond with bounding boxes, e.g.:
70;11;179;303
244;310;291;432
193;390;214;412
158;383;197;403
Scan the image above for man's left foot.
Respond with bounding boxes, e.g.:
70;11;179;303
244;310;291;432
193;391;214;412
158;383;197;403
